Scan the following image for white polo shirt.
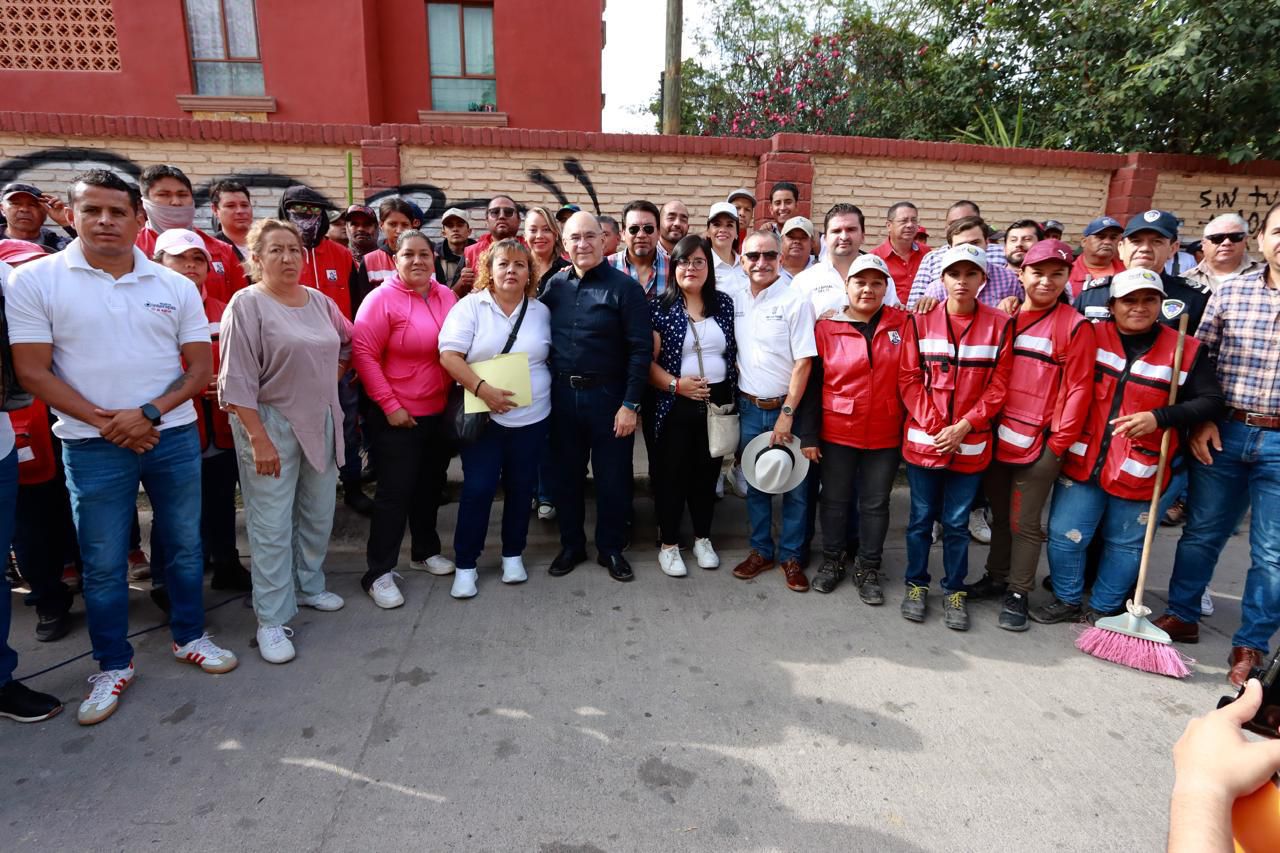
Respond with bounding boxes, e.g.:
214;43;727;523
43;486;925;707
5;240;210;439
438;287;552;428
733;277;817;398
791;257;901;320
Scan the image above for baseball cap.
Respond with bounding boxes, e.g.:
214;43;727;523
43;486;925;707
557;203;581;215
917;226;929;238
1083;215;1123;237
441;207;469;225
939;242;988;275
153;228;212;263
726;188;755;205
1;182;42;202
847;254;896;288
781;216;815;239
1041;219;1065;234
1123;210;1179;241
708;202;739;222
1021;238;1075;268
0;239;48;265
1110;268;1165;300
343;204;376;222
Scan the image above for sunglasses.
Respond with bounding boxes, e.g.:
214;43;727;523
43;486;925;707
487;206;517;217
1205;232;1246;244
627;224;657;235
743;251;779;262
288;204;326;217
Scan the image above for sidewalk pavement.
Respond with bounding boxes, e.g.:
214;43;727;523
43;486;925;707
0;477;1255;852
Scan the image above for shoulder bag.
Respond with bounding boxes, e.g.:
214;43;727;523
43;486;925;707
445;295;529;447
686;311;738;459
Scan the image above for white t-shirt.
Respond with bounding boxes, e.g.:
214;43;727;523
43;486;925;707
438;288;552;428
791;258;901;320
680;316;728;384
5;241;211;439
733;278;817;398
713;253;748;295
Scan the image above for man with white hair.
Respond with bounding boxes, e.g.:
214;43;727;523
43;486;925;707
1184;213;1266;292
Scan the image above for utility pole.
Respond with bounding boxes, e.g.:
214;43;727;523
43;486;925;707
661;0;682;135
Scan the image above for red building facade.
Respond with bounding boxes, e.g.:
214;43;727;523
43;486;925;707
0;0;603;131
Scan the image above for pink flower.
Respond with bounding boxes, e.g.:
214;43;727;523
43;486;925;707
796;101;806;110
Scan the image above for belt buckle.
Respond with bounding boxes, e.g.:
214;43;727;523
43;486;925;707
569;374;588;389
1245;412;1270;428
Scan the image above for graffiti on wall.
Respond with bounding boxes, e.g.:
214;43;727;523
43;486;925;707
1196;184;1280;232
0;147;603;236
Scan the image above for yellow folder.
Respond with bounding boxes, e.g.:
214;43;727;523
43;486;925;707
463;352;532;413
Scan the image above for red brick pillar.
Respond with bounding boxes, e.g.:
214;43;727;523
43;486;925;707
756;151;815;224
1105;153;1159;221
360;139;401;199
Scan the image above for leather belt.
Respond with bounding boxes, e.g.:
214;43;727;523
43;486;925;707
1230;408;1280;429
557;373;601;389
741;392;785;411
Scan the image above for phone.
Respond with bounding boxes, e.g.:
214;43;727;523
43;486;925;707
1218;648;1280;739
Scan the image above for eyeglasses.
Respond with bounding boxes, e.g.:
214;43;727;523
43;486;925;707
627;224;657;236
1205;232;1246;244
675;258;708;270
487;206;517;217
743;251;780;262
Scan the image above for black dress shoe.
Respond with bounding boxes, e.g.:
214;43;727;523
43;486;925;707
35;612;71;643
343;485;375;517
548;549;588;577
964;572;1007;601
597;552;634;582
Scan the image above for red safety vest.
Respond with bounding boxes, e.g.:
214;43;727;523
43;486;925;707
814;307;908;450
901;303;1012;473
1061;322;1199;500
362;247;396;290
193;295;235;452
995;303;1091;465
10;400;57;486
135;227;247;304
299;239;354;319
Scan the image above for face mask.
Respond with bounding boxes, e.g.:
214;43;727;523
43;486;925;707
286;210;327;249
142;198;196;233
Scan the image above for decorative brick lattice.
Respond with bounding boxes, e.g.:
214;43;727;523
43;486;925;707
0;0;121;72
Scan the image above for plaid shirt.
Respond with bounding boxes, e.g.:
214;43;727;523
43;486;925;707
922;261;1024;308
608;246;669;299
906;243;1007;308
1197;268;1280;415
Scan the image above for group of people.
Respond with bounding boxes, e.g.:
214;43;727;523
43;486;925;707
0;166;1275;735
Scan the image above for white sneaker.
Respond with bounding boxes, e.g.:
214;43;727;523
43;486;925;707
451;568;478;598
297;590;345;611
731;464;749;498
412;555;456;575
1200;588;1215;617
173;633;238;674
932;521;942;544
77;663;135;726
968;509;992;544
368;572;404;609
536;503;557;521
658;546;688;577
692;537;720;569
256;624;295;664
501;556;527;584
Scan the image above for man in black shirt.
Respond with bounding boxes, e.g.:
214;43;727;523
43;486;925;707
0;183;74;253
541;211;652;582
1075;209;1211;335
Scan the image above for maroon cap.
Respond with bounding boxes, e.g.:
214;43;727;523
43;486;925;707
1021;238;1075;267
343;204;376;221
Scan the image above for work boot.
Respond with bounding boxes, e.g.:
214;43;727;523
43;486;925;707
943;591;969;631
811;554;845;594
901;584;928;622
851;557;884;605
1029;597;1082;624
964;572;1006;601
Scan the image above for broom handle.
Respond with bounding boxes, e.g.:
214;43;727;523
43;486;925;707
1132;312;1190;612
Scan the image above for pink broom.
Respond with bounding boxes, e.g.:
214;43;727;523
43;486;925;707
1076;311;1194;678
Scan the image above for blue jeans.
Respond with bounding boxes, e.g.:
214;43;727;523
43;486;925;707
551;380;634;555
63;424;205;671
904;464;982;591
455;418;550;569
1166;418;1280;652
536;442;557;506
738;397;809;562
0;450;22;685
1046;476;1148;613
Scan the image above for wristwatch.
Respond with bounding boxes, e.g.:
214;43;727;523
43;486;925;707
140;403;162;426
781;404;794;416
622;400;641;413
668;378;678;394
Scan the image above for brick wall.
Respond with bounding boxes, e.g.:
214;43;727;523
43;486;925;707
1153;170;1280;234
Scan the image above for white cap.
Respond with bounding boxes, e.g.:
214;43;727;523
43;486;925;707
708;201;739;222
741;432;809;495
441;207;468;225
1110;268;1166;299
153;228;211;262
781;216;815;239
939;243;988;276
726;188;756;204
847;253;896;289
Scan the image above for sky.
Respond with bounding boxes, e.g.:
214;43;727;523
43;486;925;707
601;0;710;133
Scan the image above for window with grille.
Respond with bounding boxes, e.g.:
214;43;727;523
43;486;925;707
0;0;121;72
427;2;495;112
182;0;265;96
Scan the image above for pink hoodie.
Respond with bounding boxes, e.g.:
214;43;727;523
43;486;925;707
352;274;458;417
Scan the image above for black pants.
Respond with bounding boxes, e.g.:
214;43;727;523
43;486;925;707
14;475;77;618
551;379;633;555
363;407;450;588
652;387;728;545
818;442;899;564
201;448;240;563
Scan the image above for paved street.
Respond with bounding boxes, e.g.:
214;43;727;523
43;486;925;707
0;474;1255;852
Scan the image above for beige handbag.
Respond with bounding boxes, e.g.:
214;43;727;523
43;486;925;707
686;312;738;459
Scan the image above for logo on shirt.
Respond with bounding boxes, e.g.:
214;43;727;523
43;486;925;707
1161;299;1186;320
888;330;901;345
212;261;225;274
144;301;177;316
326;269;338;282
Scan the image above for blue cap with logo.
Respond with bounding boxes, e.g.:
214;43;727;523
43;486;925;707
1123;209;1179;240
1083;216;1123;237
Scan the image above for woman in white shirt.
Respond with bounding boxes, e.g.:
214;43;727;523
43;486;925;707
707;202;747;294
438;239;552;599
